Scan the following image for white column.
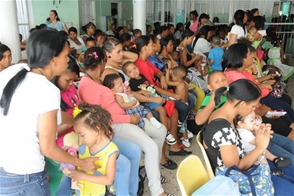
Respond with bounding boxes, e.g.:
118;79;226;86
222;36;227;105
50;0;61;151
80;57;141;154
176;0;185;24
0;0;21;63
133;0;146;35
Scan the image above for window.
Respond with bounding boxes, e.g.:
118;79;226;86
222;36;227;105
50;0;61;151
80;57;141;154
16;0;30;40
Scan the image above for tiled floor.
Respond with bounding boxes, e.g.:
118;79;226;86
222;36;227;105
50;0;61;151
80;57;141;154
142;56;294;196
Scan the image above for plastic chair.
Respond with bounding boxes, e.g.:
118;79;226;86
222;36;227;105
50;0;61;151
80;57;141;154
176;155;210;196
196;132;215;179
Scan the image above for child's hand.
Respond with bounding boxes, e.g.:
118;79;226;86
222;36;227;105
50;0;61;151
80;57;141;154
130;114;140;124
68;170;85;182
79;157;101;171
266;79;276;86
130;100;138;108
141;90;151;97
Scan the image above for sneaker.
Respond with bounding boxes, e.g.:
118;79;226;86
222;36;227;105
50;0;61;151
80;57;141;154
182;139;191;148
166;133;177;145
178;120;184;127
187;131;194;139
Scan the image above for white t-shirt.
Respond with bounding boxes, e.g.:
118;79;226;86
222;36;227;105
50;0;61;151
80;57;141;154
0;64;60;174
68;37;85;54
237;128;255;154
230;25;246;40
193;37;211;55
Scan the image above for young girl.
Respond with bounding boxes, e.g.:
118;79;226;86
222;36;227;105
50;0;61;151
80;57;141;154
267;37;294;81
0;44;12;72
68;102;119;195
166;65;193;148
235;111;290;168
103;73;162;129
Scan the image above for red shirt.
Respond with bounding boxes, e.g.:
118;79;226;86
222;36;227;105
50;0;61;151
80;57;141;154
134;58;159;85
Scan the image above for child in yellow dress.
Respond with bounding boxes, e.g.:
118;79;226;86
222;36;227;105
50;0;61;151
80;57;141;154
68;102;119;195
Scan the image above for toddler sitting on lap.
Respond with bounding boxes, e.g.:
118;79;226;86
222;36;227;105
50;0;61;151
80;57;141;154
103;73;162;129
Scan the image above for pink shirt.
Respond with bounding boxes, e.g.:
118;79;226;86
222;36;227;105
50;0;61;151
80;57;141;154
135;58;159;85
78;76;130;123
224;70;270;98
190;20;199;33
56;85;80;147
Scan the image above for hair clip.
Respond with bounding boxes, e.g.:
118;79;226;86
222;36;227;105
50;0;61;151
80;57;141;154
73;106;82;117
226;86;230;91
93;51;98;59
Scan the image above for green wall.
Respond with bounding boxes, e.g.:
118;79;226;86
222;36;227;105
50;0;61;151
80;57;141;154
32;0;80;29
32;0;133;31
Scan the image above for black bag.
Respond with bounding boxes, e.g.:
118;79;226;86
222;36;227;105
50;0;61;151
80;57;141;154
137;166;146;196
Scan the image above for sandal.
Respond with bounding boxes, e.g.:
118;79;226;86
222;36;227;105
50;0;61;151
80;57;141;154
271;169;284;176
160;159;177;170
273;157;290;168
161;175;168;183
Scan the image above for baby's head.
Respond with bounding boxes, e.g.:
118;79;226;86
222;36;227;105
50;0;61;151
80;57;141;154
103;73;124;93
122;61;140;79
86;37;96;48
211;36;221;47
169;51;180;62
247;26;257;42
207;71;228;91
234;111;259;132
171;65;187;81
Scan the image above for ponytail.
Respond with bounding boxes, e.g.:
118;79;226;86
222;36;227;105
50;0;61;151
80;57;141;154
0;69;28;115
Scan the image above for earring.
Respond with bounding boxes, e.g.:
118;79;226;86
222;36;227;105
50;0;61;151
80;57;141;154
108;56;111;58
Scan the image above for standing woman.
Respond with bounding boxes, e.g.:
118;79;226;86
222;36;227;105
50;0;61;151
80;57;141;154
0;30;96;195
188;10;199;33
222;9;246;48
0;44;12;72
45;10;68;33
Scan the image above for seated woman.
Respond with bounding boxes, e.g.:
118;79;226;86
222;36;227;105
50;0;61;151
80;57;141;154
202;79;294;195
224;43;294;139
67;27;86;58
0;44;12;72
78;46;173;196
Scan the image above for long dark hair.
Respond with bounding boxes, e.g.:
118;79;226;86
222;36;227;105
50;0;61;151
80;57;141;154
136;35;151;53
222;43;248;69
214;79;261;106
0;30;67;115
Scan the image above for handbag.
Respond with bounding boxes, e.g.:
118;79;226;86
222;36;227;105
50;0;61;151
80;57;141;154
216;163;274;196
192;175;239;195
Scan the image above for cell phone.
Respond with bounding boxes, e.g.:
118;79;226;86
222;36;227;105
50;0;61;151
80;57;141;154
176;47;184;51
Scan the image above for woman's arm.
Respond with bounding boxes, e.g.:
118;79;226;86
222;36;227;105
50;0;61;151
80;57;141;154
69;151;118;185
122;51;138;64
38;110;97;171
220;125;270;170
180;49;201;67
195;94;216;125
221;33;237;49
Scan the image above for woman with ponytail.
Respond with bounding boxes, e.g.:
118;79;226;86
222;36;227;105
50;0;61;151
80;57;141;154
0;30;97;195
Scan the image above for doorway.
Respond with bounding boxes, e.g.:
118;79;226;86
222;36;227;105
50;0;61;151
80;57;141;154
80;0;96;27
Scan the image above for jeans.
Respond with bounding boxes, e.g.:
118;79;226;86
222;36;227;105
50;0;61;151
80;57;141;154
113;137;141;196
0;168;51;195
268;133;294;167
56;137;141;196
112;119;166;196
175;100;189;123
261;95;294;123
268;160;294;195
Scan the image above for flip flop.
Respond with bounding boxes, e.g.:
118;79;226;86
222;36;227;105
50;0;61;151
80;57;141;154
160;159;177;170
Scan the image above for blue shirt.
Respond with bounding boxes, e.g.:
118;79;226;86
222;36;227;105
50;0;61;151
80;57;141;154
148;55;165;72
208;47;224;71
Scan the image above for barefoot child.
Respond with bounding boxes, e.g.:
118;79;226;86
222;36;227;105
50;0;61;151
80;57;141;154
166;65;192;147
68;102;119;195
103;73;162;129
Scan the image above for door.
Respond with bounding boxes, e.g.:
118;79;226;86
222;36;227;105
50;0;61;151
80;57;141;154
80;0;96;26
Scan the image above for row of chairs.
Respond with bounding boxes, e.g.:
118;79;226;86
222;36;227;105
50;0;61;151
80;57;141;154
176;132;215;196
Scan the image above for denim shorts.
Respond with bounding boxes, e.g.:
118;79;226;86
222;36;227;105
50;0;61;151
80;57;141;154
0;168;51;195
